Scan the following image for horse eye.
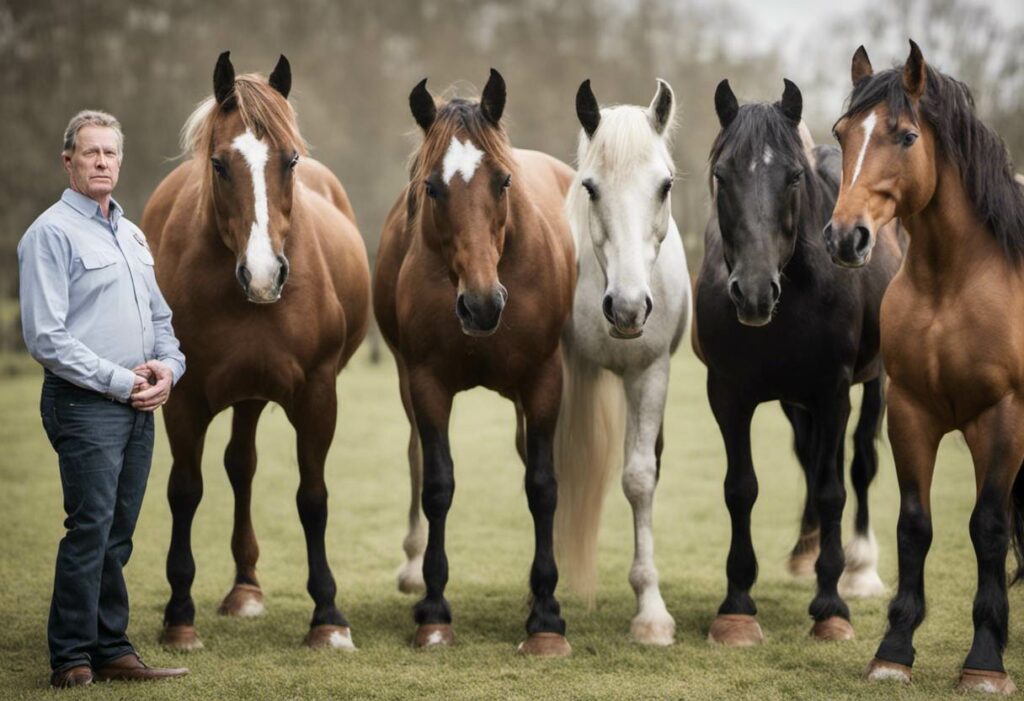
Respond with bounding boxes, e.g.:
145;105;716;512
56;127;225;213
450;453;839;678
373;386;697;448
660;178;673;200
789;169;804;186
712;170;724;184
502;174;512;190
211;157;228;179
424;180;438;199
582;179;598;200
288;152;299;170
901;132;919;148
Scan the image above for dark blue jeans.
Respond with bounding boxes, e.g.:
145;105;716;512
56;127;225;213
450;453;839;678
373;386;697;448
40;371;154;673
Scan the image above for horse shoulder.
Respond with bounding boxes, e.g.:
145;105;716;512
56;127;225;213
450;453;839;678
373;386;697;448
141;160;198;255
297;157;357;225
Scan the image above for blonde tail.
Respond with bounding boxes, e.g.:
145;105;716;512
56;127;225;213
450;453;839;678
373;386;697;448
554;344;627;608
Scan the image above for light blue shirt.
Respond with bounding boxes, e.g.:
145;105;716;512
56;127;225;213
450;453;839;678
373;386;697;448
18;189;185;401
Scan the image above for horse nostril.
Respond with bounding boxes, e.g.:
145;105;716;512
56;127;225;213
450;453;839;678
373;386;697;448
236;265;252;290
602;294;615;323
769;279;781;303
456;293;471;321
276;257;289;289
854;226;871;256
729;279;744;304
644;295;654;321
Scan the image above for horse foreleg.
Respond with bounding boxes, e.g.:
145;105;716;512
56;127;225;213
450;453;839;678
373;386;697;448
782;402;819;578
396;360;426;594
287;375;353;650
159;390;212;651
219;400;268;617
839;376;886;598
516;354;570;657
957;396;1024;693
867;384;940;683
808;386;855;641
622;357;674;646
707;373;762;647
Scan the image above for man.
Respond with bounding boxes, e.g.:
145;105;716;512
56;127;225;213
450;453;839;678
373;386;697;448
18;110;189;688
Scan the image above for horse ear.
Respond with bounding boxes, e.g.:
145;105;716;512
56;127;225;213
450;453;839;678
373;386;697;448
648;79;675;136
409;78;436;132
214;51;236;107
903;39;926;100
851;45;873;87
714;79;739;129
780;79;802;124
481;68;506;125
575;79;600;139
269;54;291;99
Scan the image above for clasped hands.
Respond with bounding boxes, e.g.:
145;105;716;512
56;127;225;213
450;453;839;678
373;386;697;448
130;359;173;411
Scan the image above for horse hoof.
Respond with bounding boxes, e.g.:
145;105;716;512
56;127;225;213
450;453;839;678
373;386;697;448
839;569;886;599
304;625;356;651
397;558;426;594
865;658;912;683
414;624;454;649
630;614;675;646
958;668;1017;695
218;583;265;617
707;614;764;647
159;624;204;652
516;632;572;657
810;616;855;642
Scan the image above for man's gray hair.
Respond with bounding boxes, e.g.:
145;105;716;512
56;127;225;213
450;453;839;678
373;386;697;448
62;110;124;159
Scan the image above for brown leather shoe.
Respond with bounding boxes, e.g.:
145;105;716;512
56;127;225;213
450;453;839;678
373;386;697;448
94;652;188;682
50;665;93;688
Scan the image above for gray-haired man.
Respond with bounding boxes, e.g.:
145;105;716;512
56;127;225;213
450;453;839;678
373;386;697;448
18;110;189;688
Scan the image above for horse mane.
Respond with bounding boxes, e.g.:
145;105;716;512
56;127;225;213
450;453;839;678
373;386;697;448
567;106;673;253
708;101;829;226
179;73;308;202
839;64;1024;262
407;97;516;219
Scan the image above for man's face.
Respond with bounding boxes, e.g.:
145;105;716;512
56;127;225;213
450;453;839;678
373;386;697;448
64;125;120;200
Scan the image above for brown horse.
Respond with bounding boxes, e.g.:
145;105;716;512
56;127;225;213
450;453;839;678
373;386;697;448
141;53;370;651
374;70;576;655
826;41;1024;693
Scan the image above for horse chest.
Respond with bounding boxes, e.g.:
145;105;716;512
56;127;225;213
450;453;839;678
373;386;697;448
881;284;1020;424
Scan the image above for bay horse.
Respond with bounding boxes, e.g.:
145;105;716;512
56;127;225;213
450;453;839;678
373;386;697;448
827;41;1024;693
375;69;576;655
141;53;370;651
693;78;902;646
553;79;690;645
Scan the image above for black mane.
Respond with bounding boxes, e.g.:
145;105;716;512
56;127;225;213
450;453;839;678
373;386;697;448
839;64;1024;262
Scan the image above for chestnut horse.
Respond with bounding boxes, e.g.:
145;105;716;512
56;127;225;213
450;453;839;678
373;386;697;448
375;70;576;655
141;53;369;651
694;79;901;647
827;41;1024;693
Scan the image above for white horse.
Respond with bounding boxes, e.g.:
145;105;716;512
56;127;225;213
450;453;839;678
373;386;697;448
553;79;690;645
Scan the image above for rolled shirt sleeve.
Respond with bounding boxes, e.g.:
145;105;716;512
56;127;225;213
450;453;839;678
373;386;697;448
18;225;138;400
148;273;186;385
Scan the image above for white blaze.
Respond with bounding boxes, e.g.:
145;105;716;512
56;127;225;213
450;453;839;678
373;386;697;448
442;137;484;185
850;110;877;187
232;130;277;287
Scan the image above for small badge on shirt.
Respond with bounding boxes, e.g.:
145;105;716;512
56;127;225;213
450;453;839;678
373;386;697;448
133;232;151;250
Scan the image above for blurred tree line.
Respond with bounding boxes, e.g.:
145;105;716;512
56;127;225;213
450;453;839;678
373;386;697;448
1;0;1021;353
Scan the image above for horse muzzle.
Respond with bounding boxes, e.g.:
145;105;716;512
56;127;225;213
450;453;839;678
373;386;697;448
823;220;874;268
237;255;289;304
602;292;653;340
728;274;780;328
455;284;508;337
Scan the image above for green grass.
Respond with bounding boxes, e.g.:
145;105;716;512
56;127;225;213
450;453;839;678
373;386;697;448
0;347;1017;700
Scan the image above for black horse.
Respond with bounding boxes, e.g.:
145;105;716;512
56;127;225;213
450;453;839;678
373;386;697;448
692;78;902;645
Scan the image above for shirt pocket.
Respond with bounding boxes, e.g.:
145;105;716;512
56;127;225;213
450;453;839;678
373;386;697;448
74;249;121;286
134;245;155;267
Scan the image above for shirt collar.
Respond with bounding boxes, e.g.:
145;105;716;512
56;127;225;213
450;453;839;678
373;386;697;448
61;188;124;225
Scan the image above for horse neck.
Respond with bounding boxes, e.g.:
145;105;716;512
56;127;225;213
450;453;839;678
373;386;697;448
901;159;1005;291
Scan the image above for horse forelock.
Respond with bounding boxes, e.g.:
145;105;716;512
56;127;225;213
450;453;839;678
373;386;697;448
407;99;515;218
180;73;308;204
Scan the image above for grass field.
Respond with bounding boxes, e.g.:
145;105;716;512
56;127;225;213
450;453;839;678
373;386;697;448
0;347;1019;700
